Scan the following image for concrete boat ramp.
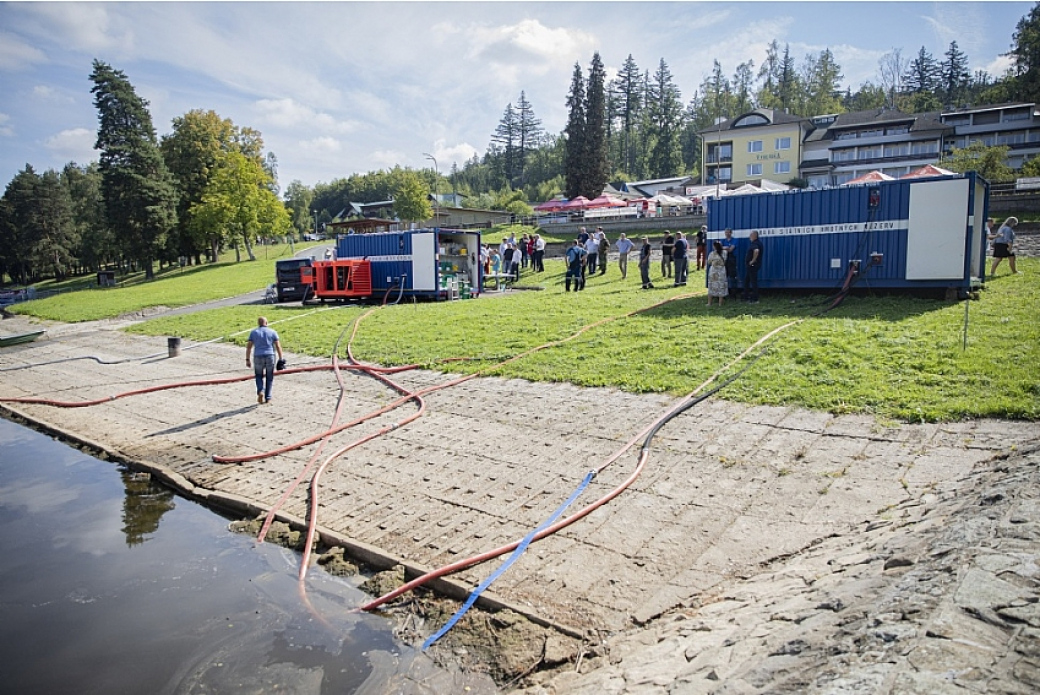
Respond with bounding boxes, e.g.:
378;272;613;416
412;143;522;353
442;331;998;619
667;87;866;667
2;317;1038;691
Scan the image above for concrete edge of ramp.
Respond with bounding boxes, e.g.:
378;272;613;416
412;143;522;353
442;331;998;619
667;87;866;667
0;401;586;641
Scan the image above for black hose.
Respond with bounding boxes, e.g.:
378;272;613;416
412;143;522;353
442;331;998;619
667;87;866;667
641;348;763;449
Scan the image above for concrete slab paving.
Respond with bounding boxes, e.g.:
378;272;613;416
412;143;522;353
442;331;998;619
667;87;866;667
2;315;1039;692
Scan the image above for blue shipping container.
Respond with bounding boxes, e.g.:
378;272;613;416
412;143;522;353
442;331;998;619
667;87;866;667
706;173;989;293
336;228;483;299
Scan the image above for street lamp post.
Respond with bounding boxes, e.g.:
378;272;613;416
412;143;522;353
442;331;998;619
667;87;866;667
423;152;439;195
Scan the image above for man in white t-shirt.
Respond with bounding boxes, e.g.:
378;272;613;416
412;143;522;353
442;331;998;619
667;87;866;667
584;235;600;274
533;234;546;272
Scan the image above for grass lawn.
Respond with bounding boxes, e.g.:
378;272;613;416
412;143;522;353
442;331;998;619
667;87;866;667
127;256;1040;422
9;242;322;322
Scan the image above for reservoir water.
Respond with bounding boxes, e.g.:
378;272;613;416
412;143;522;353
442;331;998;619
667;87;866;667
0;417;492;694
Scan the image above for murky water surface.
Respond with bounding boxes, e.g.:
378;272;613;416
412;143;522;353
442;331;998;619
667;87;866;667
0;417;486;694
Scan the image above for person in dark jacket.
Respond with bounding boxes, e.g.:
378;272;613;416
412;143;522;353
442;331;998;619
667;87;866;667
639;236;654;289
672;231;689;286
565;239;587;292
660;230;674;279
721;228;738;297
743;230;763;303
695;225;707;270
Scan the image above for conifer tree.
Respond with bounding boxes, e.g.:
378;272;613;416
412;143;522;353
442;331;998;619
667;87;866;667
90;60;177;279
564;62;587;199
583;52;609;199
515;91;544;187
491;103;519;185
1010;3;1040;102
777;45;800;112
645;58;684;178
616;54;643;175
940;41;971;107
903;46;942;94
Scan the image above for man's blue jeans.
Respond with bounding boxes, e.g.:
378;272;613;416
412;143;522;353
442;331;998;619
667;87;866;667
254;354;276;401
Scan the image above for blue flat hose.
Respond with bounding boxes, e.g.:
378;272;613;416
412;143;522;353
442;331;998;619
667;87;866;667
421;468;597;651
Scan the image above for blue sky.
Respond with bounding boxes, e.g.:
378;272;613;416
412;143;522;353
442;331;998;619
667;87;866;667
0;2;1032;192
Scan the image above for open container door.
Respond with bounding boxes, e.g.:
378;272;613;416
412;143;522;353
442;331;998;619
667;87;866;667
905;177;971;284
410;232;437;292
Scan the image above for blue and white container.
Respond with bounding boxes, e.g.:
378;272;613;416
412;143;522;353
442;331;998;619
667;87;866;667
336;228;483;300
707;172;989;294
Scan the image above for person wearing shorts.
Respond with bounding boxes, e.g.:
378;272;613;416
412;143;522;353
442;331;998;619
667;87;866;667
989;216;1019;277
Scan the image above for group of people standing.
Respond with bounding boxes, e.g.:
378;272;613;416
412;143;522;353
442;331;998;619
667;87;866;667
481;232;547;283
564;226;612;291
649;226;761;302
563;224;762;302
703;228;761;305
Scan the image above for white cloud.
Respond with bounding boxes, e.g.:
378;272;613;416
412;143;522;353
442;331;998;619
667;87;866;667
0;113;13;137
437;18;596;91
921;4;1001;72
20;3;131;53
370;149;407;169
984;54;1015;79
32;85;76;104
255;98;359;134
298;137;342;155
464;18;592;68
823;44;888;88
429;139;479;168
0;32;47;70
43;128;96;163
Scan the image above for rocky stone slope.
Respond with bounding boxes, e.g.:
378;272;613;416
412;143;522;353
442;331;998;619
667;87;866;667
522;444;1040;693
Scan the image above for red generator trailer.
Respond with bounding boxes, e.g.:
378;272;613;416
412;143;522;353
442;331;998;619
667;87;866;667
300;259;373;302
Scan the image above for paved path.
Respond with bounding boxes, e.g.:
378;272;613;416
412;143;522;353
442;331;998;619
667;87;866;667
1;318;1036;643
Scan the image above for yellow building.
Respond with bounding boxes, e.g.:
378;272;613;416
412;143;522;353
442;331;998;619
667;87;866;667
700;108;810;186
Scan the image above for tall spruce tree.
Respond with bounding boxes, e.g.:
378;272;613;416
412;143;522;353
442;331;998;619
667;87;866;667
903;46;942;94
902;46;943;112
732;60;755;115
583;52;609;199
90;60;177;279
491;102;520;185
802;49;844;116
515;91;544;187
777;45;800;112
617;55;643;176
757;40;782;108
645;58;684;178
564;62;587;199
940;41;971;107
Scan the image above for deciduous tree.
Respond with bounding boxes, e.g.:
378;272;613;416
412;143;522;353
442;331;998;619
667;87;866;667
941;141;1014;182
392;169;432;223
188;150;286;262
